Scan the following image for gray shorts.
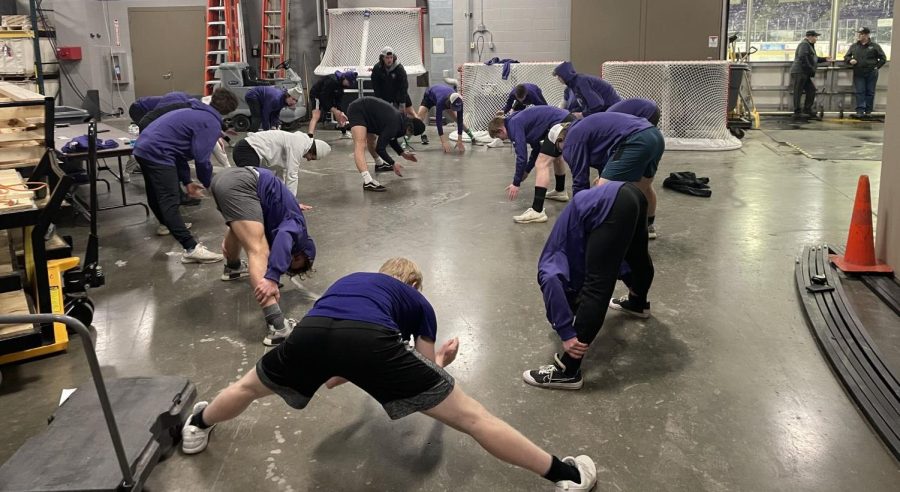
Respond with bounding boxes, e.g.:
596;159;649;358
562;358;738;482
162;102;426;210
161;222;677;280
210;167;264;224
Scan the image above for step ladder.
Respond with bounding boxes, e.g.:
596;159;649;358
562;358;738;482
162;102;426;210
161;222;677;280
204;0;244;96
259;0;288;80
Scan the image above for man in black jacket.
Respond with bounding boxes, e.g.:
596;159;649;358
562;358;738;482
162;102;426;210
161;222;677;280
371;46;425;146
789;30;829;120
844;27;887;118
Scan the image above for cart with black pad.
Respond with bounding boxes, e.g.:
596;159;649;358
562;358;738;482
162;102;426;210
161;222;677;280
0;314;196;491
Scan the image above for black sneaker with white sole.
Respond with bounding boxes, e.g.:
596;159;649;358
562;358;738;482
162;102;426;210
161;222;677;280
374;163;393;173
221;260;249;281
608;295;651;318
523;356;583;390
421;135;429;145
363;182;387;192
263;319;297;346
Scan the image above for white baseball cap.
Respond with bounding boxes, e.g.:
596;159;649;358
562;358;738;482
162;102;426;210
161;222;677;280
449;92;462;104
547;123;565;144
287;86;303;99
313;139;331;159
382;46;394;56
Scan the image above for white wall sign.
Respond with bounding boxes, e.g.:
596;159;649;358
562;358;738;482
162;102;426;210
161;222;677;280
432;37;445;54
708;35;719;48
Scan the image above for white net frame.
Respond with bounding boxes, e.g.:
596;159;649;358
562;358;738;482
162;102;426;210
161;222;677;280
602;60;740;151
460;62;566;132
315;8;426;76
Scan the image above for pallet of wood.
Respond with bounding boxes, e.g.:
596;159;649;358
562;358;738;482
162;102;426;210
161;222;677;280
0;82;44;170
0;170;35;212
0;15;48;31
0;289;35;339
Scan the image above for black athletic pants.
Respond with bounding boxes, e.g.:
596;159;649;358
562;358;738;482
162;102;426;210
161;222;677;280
248;98;263;132
791;74;817;114
573;183;654;345
137;157;197;250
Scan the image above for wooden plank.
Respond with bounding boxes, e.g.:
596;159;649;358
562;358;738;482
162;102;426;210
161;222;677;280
0;289;33;337
0;81;43;101
0;107;44;127
0;129;43;145
0;160;39;170
0;143;42;164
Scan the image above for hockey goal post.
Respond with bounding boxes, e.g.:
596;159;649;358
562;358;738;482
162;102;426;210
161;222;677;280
459;62;567;132
601;60;740;151
315;8;426;76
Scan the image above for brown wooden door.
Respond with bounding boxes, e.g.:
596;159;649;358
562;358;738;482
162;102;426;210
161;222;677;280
129;7;206;97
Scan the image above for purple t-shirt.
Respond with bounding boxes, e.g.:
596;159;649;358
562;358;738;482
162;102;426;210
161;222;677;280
306;272;438;341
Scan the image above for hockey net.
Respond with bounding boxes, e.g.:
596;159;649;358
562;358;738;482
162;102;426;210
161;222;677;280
602;60;740;151
315;8;425;76
459;62;566;132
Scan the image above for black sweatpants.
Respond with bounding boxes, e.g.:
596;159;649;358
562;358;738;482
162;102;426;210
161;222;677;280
248;98;263;132
137;157;197;250
791;74;817;114
573;183;654;344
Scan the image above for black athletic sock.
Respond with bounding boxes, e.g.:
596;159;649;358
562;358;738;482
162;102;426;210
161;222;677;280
226;259;241;270
560;352;583;376
307;133;314;138
544;455;581;483
554;174;566;192
532;187;547;213
263;304;285;331
648;215;656;226
189;408;211;429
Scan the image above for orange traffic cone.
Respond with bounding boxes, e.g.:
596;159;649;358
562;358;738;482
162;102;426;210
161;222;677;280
830;175;893;274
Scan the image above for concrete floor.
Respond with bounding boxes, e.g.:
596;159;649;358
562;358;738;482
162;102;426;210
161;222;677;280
1;117;899;491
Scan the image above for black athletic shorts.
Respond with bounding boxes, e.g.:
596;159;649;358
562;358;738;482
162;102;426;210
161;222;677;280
256;316;455;420
540;112;578;157
346;102;368;129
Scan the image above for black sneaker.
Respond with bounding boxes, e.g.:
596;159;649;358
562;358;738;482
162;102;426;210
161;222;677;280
522;355;583;390
374;163;393;173
608;295;651;318
421;135;429;145
363;181;387;192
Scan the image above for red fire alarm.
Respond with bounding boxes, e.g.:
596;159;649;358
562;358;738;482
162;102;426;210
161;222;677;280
56;46;82;61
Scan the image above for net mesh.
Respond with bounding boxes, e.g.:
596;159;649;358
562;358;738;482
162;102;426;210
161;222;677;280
460;62;565;132
602;61;740;151
315;8;425;76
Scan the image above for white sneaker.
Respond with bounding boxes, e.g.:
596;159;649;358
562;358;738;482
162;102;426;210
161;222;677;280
264;318;297;346
513;208;548;224
156;222;192;236
555;455;597;491
546;189;570;202
340;132;352;139
182;401;215;455
181;243;224;264
648;224;658;240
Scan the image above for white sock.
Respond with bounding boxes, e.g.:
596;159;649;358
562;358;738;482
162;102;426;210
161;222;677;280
360;170;373;184
374;156;385;166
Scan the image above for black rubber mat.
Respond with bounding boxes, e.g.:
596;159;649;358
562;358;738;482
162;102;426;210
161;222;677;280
796;245;900;460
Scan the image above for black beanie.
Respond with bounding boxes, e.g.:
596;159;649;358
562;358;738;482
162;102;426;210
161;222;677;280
410;118;427;136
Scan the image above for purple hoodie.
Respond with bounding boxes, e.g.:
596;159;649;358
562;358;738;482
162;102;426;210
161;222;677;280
134;91;193;113
133;96;162;113
562;112;652;195
246;86;288;130
538;181;626;340
554;61;621;116
607;98;659;124
254;167;315;282
502;83;548;113
504;106;571;186
133;99;222;188
423;84;463;136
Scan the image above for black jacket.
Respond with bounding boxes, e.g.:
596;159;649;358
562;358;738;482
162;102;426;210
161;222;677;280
844;41;887;75
371;56;409;105
790;39;826;76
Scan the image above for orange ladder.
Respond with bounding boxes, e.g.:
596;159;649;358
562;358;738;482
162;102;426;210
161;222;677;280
259;0;288;80
204;0;244;95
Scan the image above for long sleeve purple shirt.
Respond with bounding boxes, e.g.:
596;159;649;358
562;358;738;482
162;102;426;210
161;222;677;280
502;83;548;113
504;106;571;186
562;112;652;195
424;85;463;136
607;98;658;121
538;181;626;340
254;167;316;282
133;100;222;188
556;61;621;116
246;86;288;130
